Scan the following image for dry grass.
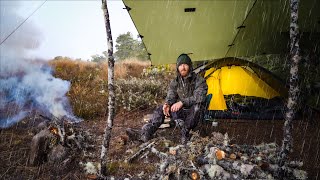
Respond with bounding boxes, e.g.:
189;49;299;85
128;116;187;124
49;58;151;80
115;58;151;78
48;57;171;119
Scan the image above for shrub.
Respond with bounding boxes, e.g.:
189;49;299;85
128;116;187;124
115;77;168;111
142;64;176;81
116;58;151;78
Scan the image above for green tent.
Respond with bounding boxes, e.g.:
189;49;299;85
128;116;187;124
122;0;320;65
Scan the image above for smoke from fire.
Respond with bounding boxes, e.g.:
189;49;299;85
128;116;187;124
0;1;78;128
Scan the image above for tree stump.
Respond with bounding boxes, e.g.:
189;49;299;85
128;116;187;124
29;129;54;166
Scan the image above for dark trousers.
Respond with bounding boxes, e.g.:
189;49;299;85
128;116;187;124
142;104;203;135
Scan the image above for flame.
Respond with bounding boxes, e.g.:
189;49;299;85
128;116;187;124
49;127;59;135
191;171;199;180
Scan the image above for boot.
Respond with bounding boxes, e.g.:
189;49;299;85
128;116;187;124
126;127;153;142
174;119;185;128
140;132;152;143
126;128;142;141
140;124;154;142
181;128;190;144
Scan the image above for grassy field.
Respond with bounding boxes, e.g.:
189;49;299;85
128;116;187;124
48;58;175;119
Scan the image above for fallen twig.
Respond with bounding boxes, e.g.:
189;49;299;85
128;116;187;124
62;172;71;180
125;141;155;163
0;166;14;179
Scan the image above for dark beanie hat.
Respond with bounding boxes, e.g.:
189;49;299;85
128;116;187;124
177;54;192;67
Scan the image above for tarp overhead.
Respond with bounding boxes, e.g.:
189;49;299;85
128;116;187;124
123;0;320;65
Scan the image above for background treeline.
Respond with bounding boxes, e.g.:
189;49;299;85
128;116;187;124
89;32;149;63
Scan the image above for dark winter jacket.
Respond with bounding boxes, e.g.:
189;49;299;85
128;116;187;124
165;71;208;108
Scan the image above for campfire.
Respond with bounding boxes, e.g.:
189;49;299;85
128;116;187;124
29;114;94;166
49;127;59;135
125;131;307;179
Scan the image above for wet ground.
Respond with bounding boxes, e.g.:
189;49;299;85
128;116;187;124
0;110;319;179
200;118;320;179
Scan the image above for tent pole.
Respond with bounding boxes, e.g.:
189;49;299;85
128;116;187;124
100;0;116;178
280;0;301;167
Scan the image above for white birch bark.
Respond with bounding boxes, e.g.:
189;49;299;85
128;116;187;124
100;0;115;177
280;0;301;166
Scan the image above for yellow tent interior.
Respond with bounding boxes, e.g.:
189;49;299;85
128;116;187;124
196;58;288;119
205;66;280;110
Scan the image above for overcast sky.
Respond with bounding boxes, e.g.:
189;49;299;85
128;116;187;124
0;0;138;60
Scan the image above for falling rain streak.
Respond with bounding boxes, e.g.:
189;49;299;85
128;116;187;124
0;0;319;179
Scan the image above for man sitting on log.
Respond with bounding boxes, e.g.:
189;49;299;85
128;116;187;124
127;54;208;144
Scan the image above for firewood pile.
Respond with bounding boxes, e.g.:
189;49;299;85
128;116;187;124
29;115;95;166
126;131;307;180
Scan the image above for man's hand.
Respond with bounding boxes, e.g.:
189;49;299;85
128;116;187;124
163;103;170;117
171;101;183;112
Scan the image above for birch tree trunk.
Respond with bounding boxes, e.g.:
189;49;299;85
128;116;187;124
100;0;115;177
280;0;301;166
